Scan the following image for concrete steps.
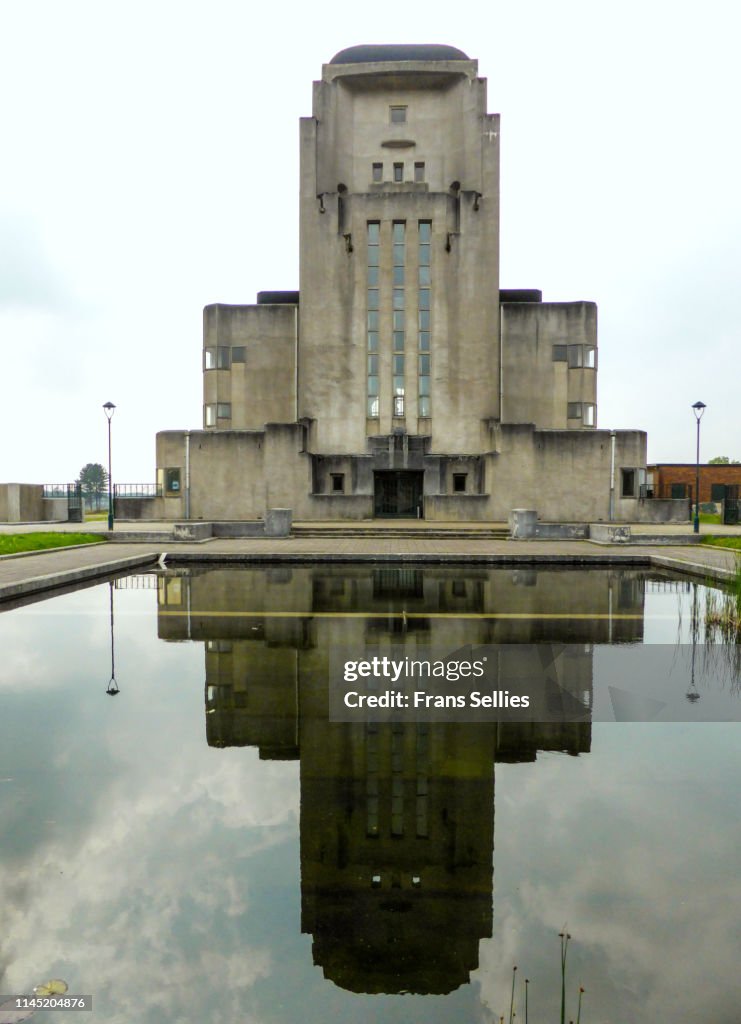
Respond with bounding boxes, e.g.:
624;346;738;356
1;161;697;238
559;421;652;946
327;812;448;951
292;524;510;540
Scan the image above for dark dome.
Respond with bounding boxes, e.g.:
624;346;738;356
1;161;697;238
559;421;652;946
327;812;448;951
330;44;469;65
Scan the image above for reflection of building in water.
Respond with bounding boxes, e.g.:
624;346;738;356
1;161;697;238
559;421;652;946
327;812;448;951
158;564;644;993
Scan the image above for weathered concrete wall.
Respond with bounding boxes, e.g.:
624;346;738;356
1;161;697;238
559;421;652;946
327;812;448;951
0;484;45;523
501;302;597;429
203;303;297;430
114;496;164;520
634;498;690;523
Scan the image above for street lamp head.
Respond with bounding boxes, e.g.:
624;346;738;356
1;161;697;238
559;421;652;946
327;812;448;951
692;401;706;421
103;401;116;421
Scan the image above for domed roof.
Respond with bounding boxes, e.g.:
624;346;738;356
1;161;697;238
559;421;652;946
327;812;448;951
330;44;469;65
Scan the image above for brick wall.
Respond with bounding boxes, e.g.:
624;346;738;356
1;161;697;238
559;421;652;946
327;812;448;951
648;464;741;502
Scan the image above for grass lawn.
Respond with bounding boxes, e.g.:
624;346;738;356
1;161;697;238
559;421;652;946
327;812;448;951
0;533;106;556
701;536;741;551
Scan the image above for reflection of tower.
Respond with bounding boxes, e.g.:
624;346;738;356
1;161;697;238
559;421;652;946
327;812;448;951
156;563;645;994
299;718;497;993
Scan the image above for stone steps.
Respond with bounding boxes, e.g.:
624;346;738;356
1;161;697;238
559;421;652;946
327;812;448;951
292;525;510;540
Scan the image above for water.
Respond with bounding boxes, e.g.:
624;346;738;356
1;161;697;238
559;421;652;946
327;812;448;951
0;565;739;1023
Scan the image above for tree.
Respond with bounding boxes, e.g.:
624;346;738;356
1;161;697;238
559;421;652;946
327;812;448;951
708;456;740;464
78;463;109;511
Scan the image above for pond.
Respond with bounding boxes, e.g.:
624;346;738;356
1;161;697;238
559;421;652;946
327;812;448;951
0;565;739;1023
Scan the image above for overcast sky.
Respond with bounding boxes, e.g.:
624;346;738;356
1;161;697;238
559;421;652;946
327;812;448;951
1;0;739;484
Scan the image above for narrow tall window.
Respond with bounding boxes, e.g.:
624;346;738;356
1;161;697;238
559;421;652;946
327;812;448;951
392;222;406;416
367;223;380;417
393;163;404;183
372;162;383;182
418;221;432;416
414;162;425;182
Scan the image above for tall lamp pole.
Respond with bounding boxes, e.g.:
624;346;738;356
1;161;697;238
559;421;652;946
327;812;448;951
103;402;116;530
692;401;706;534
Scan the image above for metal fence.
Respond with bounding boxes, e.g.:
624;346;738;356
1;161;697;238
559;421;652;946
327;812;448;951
113;484;162;498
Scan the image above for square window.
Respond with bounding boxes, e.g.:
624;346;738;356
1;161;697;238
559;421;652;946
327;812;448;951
217;403;231;419
710;483;727;501
372;162;383;182
414;162;425;182
393;163;404;182
568;345;584;368
671;483;688;499
453;473;467;493
231;346;246;363
367;222;380;243
390;106;407;123
567;402;582;419
331;473;345;493
621;469;636;498
552;345;567;361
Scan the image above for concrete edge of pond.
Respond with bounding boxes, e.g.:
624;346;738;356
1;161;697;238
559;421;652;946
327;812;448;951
0;543;737;607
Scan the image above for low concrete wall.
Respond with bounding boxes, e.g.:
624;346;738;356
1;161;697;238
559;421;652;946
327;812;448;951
114;496;165;520
635;499;689;524
43;498;68;521
535;523;589;540
509;509;538;539
265;508;292;537
212;522;266;538
0;484;45;523
590;524;632;544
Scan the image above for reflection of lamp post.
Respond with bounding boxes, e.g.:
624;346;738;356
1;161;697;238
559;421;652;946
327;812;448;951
687;581;701;703
103;401;116;530
106;580;119;696
692;401;706;534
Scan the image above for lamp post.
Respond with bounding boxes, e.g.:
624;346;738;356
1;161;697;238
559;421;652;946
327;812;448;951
103;402;116;530
692;401;706;534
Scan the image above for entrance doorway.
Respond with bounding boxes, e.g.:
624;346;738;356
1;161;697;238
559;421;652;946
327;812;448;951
373;471;424;518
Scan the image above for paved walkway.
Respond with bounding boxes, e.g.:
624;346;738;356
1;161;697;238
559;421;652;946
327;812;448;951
0;527;738;606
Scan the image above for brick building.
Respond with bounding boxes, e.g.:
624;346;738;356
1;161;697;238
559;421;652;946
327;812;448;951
648;463;741;504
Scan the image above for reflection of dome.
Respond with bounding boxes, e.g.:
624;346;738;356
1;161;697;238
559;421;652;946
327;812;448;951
330;44;469;65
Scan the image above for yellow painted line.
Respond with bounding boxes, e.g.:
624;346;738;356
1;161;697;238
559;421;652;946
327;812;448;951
157;610;653;620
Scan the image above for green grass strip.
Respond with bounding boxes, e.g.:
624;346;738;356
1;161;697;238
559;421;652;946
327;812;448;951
700;536;741;551
0;533;106;555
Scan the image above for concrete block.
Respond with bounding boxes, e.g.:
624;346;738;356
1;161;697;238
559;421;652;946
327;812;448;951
509;509;538;539
589;524;631;544
173;522;213;541
265;508;292;537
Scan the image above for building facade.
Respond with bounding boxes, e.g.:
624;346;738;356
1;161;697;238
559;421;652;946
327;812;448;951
156;44;653;523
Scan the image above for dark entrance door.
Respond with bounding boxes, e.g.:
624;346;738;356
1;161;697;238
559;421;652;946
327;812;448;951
374;471;424;518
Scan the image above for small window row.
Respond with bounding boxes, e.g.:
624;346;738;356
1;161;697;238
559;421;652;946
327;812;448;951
372;162;425;183
204;346;246;370
567;402;596;426
553;344;596;368
204;403;232;426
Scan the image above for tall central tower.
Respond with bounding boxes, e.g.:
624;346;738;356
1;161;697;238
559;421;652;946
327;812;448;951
298;45;500;455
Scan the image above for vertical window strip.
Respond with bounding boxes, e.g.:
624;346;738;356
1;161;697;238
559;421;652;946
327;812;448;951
367;223;380;417
392;222;405;416
418;221;431;416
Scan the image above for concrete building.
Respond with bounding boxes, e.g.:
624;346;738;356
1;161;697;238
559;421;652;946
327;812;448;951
156;44;659;523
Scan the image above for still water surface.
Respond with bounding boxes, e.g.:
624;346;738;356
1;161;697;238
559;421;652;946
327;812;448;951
0;565;739;1023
